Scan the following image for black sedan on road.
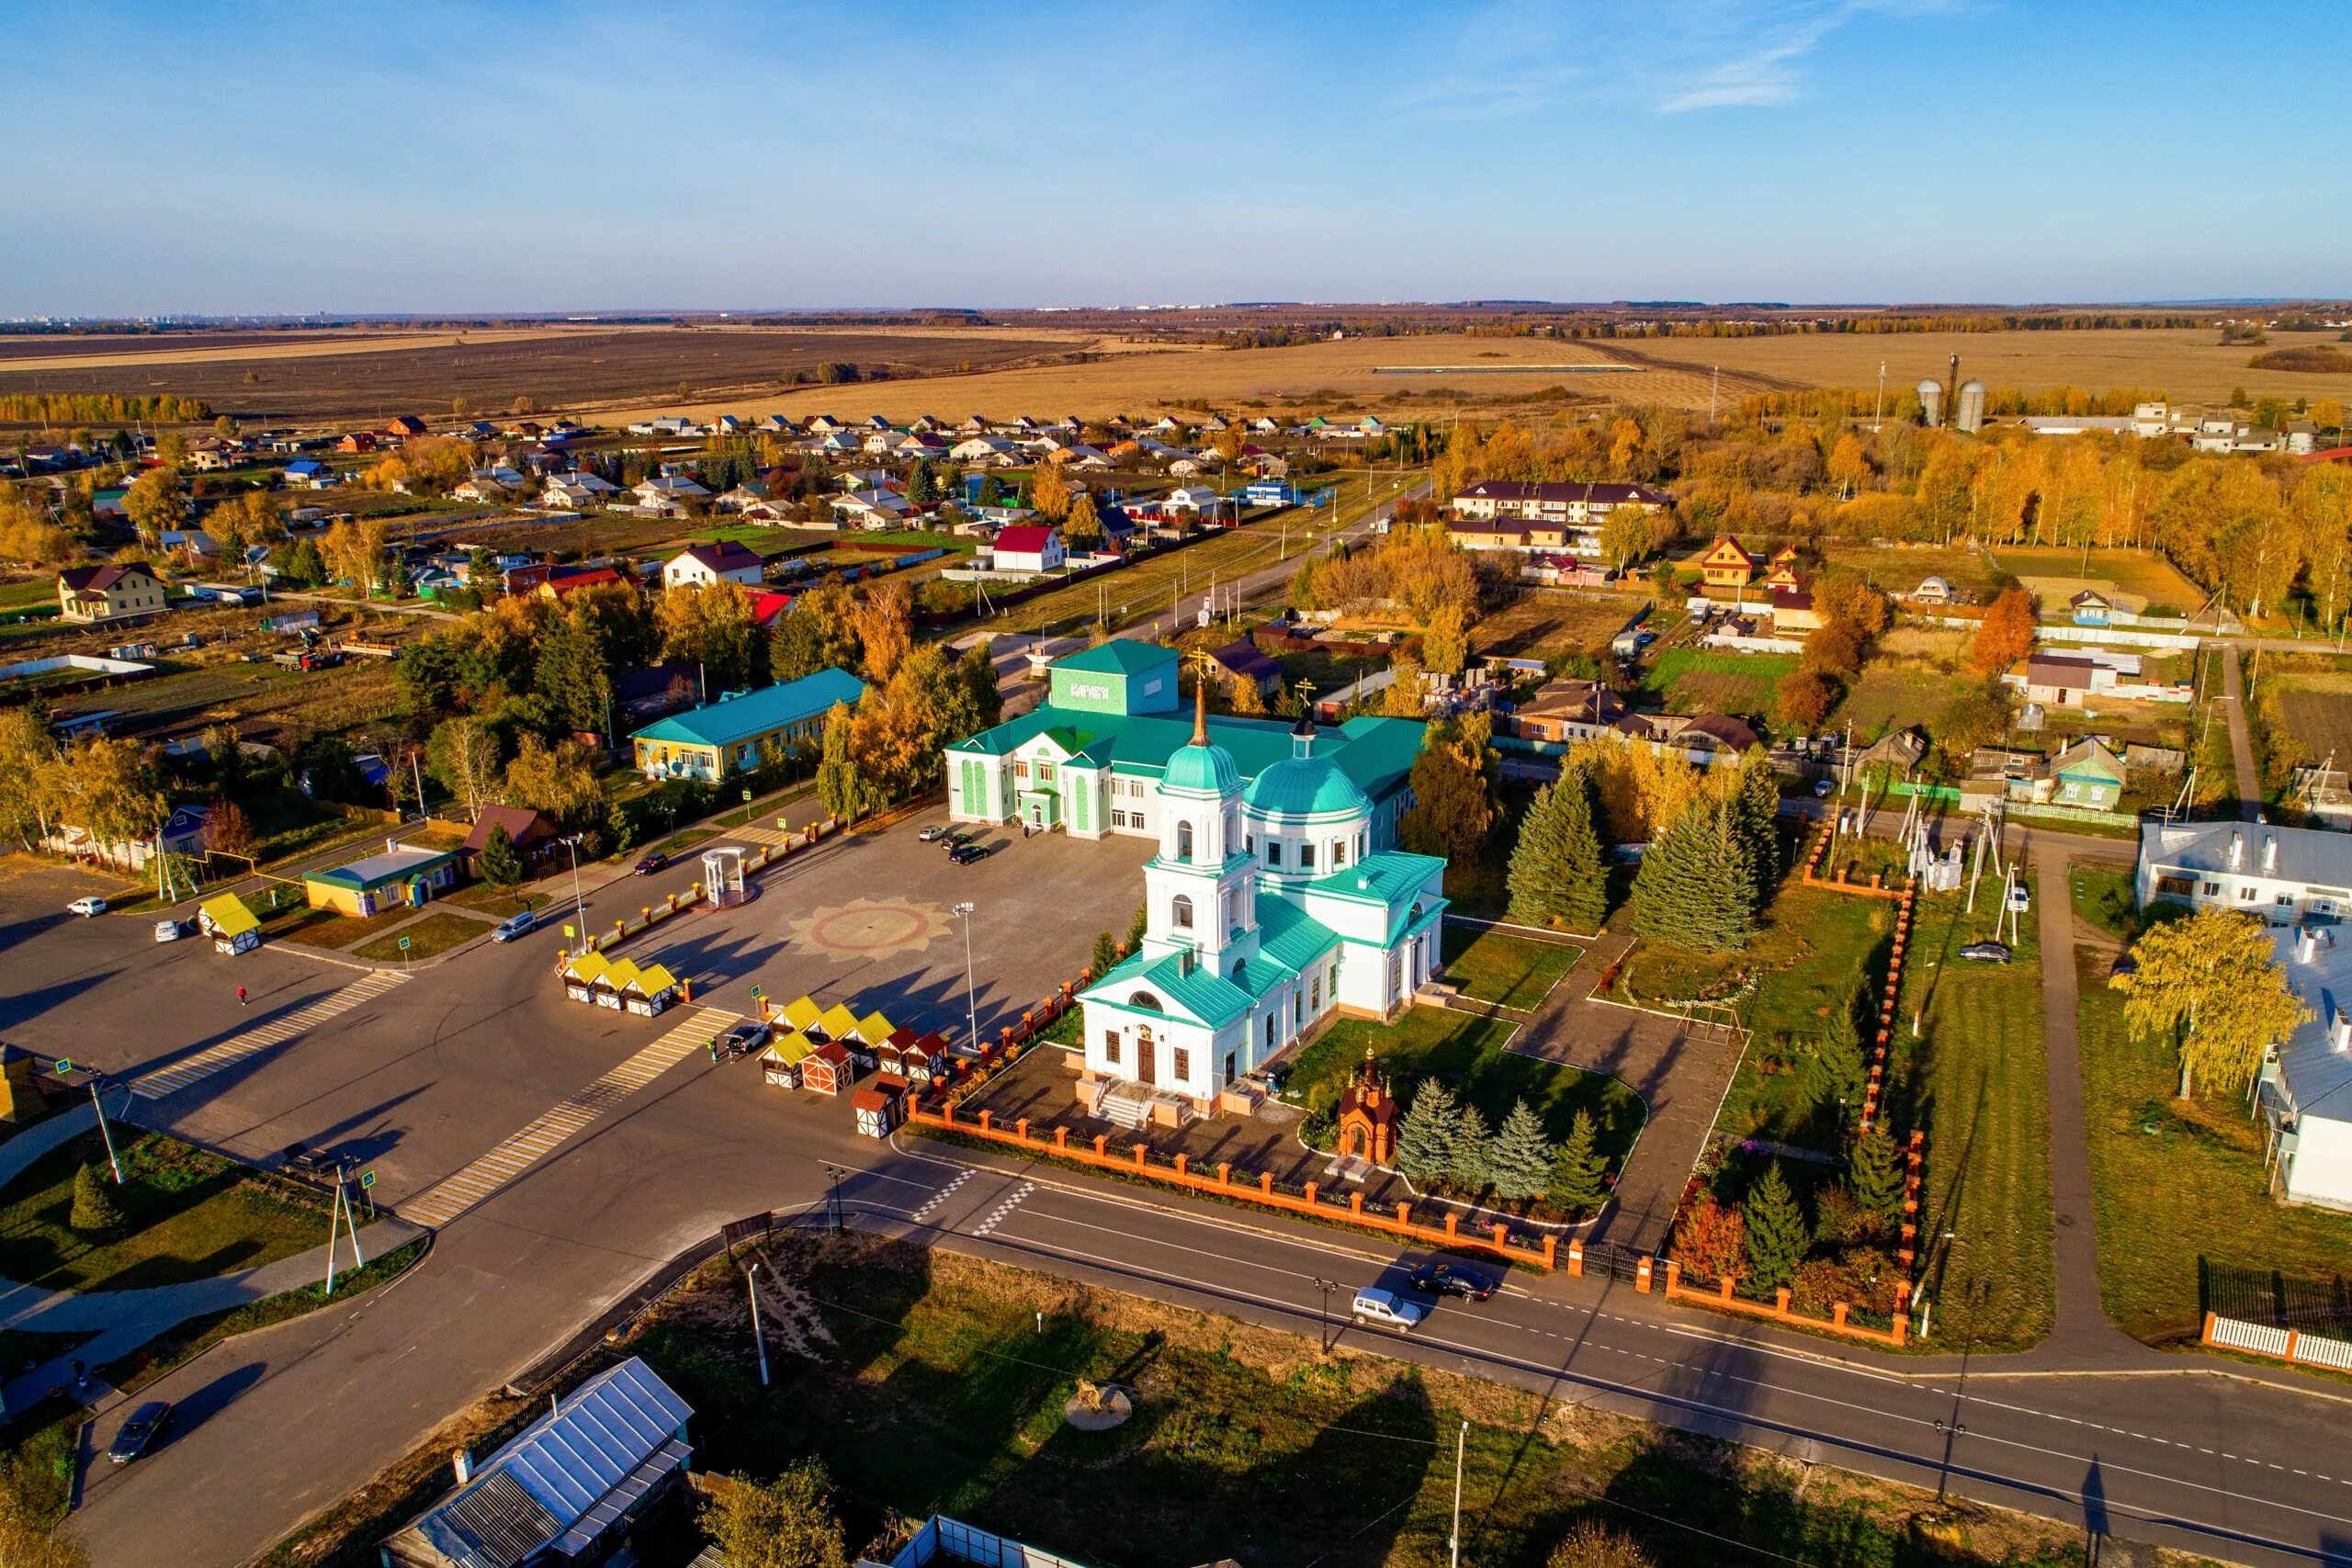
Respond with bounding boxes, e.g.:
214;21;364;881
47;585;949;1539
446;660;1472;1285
107;1402;171;1463
950;841;995;865
1409;1263;1498;1302
633;851;670;874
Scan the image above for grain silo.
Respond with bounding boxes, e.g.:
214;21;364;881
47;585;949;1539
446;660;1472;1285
1956;378;1988;434
1917;379;1945;428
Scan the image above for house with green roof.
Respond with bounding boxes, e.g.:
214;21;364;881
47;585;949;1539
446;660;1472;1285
1071;677;1445;1122
944;641;1427;846
631;668;865;782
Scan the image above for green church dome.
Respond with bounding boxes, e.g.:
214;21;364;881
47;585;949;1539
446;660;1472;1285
1243;755;1371;818
1163;739;1242;796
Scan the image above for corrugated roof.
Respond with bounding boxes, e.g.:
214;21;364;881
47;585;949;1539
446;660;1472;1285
198;894;257;938
1255;898;1340;975
1052;640;1175;677
305;843;456;890
951;705;1425;803
413;1358;689;1568
1080;951;1253;1028
632;669;865;750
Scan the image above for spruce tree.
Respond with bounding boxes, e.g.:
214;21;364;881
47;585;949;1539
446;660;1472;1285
1848;1124;1904;1229
1735;750;1783;907
1548;1109;1609;1216
1393;1079;1461;1187
71;1163;125;1235
1091;930;1121;976
1448;1100;1494;1194
1485;1098;1555;1203
1631;798;1756;952
1807;988;1866;1123
1125;900;1148;953
477;824;524;887
1742;1162;1809;1292
1507;767;1608;932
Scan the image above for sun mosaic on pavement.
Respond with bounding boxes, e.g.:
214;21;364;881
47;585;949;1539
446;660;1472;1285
787;897;955;961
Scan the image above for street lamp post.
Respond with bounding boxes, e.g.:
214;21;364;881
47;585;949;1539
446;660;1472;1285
1310;1276;1340;1353
560;834;587;953
746;1261;770;1386
953;901;978;1052
822;1163;850;1235
1449;1418;1469;1568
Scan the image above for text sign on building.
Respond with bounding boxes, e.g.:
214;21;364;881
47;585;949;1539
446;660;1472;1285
1068;682;1112;700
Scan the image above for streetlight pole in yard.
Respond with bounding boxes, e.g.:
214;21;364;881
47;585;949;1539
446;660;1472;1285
953;901;978;1052
88;1078;123;1185
1449;1419;1469;1568
746;1261;770;1386
562;834;586;953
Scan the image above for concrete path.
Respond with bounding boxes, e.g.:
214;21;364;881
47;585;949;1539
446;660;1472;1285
0;1100;103;1190
2025;847;2145;1364
0;1214;424;1414
2220;643;2265;823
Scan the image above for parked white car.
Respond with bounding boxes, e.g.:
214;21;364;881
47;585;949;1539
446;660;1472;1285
1351;1287;1428;1332
154;919;190;942
68;897;107;918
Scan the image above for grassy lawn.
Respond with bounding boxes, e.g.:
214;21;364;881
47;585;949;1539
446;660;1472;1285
1892;890;2054;1353
2066;863;2149;945
582;1233;2100;1568
1440;926;1582;1010
352;909;492;963
1284;1006;1644;1159
1638;647;1792;717
106;1238;426;1396
1831;664;1952;744
2077;954;2352;1345
713;781;814;829
0;1129;331;1294
274;901;419;951
441;880;554;919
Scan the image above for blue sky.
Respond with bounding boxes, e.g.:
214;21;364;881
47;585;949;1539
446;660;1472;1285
2;0;2344;314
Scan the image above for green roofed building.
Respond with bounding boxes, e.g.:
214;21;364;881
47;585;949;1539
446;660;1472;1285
1064;672;1446;1118
631;668;865;783
944;640;1427;844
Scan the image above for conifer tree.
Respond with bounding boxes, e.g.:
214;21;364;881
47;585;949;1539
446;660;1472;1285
71;1163;124;1235
1630;797;1756;951
476;823;524;887
1734;750;1782;903
1486;1099;1555;1203
1507;767;1608;932
1743;1162;1809;1292
1393;1078;1461;1187
1548;1109;1610;1216
1091;930;1120;977
1847;1124;1904;1229
1448;1100;1494;1193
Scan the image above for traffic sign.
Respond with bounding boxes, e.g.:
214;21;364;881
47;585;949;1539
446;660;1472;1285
358;1169;376;1190
750;984;763;998
563;924;575;939
399;936;412;951
52;1059;70;1075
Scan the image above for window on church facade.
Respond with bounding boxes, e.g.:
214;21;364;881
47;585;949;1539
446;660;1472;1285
1171;894;1193;928
1332;840;1348;868
1266;840;1282;867
1103;1032;1122;1064
1177;820;1193;861
1300;843;1316;870
1172;1046;1192;1082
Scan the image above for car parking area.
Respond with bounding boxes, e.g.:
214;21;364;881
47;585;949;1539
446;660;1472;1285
621;805;1153;1044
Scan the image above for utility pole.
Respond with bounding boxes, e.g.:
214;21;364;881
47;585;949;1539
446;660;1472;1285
954;901;978;1053
1311;1276;1339;1352
1873;360;1886;433
89;1078;123;1185
1449;1419;1470;1568
746;1261;771;1385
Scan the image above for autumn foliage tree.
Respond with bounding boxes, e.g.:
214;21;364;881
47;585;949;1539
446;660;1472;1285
1668;1192;1747;1286
2126;907;2310;1099
1970;586;2038;674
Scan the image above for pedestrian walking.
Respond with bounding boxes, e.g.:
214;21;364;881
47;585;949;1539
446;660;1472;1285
237;985;247;1007
71;1359;86;1392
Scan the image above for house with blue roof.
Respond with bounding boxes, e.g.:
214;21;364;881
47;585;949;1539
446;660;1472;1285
1071;675;1445;1120
944;640;1427;847
630;668;865;782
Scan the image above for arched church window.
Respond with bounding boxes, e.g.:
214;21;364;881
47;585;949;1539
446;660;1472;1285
1171;894;1194;929
1127;990;1164;1011
1177;820;1193;861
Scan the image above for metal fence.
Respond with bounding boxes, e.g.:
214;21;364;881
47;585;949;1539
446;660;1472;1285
2200;1258;2352;1337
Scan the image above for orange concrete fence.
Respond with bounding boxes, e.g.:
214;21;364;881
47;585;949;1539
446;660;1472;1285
908;1101;1560;1272
1660;1258;1910;1346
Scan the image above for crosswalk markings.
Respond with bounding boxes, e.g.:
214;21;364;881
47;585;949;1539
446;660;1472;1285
971;1181;1035;1238
130;970;411;1100
728;824;794;847
397;1006;741;1227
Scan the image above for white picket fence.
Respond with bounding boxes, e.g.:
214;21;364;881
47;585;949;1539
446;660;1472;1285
2206;1313;2352;1371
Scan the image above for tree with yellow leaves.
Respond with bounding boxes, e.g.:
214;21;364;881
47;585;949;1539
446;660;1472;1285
1028;463;1072;524
852;578;913;682
2126;908;2308;1100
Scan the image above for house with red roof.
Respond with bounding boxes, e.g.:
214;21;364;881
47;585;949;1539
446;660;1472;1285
990;524;1065;573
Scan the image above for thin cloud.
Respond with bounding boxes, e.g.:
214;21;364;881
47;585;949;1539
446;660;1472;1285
1658;0;1959;113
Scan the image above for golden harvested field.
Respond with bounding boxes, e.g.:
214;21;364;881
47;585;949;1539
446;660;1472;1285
591;333;1745;426
1467;588;1643;659
1612;327;2352;406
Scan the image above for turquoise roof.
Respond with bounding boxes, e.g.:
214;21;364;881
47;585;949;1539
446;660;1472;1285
1054;641;1176;677
1243;754;1371;818
632;669;865;750
1307;849;1447;909
1081;950;1252;1029
949;705;1426;801
1162;740;1241;796
1256;898;1341;974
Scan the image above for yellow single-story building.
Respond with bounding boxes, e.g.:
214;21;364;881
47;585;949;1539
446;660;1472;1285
302;841;459;917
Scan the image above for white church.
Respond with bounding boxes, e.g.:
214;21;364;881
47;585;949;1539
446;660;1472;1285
1075;681;1448;1122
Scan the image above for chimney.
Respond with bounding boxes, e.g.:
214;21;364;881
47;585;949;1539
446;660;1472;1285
2299;926;2318;964
1178;948;1195;977
2265;834;2279;874
2334;1010;2351;1054
453;1449;473;1485
2229;830;2245;870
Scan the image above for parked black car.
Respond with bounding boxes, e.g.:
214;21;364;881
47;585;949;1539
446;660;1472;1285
1409;1263;1498;1302
107;1402;171;1463
950;841;994;865
1958;941;2012;964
